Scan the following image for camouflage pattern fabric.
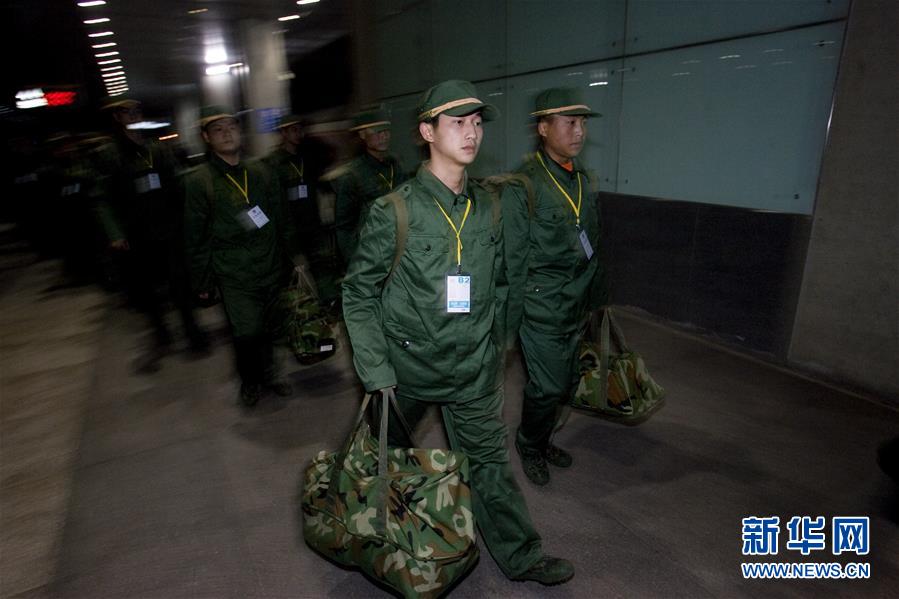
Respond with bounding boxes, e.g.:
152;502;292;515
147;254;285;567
572;342;665;420
280;271;337;364
302;395;479;598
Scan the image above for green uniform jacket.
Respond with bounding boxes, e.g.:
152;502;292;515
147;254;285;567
263;147;320;229
342;165;506;402
183;154;297;294
90;134;181;243
502;150;607;337
333;152;405;262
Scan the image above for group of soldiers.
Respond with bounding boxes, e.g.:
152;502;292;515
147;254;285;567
88;78;607;587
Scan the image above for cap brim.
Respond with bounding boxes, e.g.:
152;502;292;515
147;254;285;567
102;99;140;111
199;113;237;128
531;107;601;118
441;102;499;122
349;120;391;133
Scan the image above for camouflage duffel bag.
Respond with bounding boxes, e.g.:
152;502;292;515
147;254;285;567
571;309;665;422
281;267;337;364
302;393;479;598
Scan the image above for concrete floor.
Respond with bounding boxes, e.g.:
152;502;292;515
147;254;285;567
1;255;897;599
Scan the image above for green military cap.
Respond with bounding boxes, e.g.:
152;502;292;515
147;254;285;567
277;113;303;129
349;106;391;133
198;105;236;129
416;79;499;122
101;97;140;111
530;87;601;118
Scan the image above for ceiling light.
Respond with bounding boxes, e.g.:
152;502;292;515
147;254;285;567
297;0;320;5
102;70;125;76
95;51;119;57
158;133;179;141
88;31;114;37
188;8;208;14
204;46;227;64
278;15;300;21
127;121;172;130
97;58;121;64
588;81;609;86
78;1;107;6
92;42;116;48
101;65;123;71
83;18;110;24
105;77;127;83
205;64;230;76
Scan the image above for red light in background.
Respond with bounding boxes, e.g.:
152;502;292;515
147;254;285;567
45;91;77;106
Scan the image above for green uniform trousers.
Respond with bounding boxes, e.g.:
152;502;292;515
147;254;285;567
386;386;543;578
518;323;583;452
220;283;283;386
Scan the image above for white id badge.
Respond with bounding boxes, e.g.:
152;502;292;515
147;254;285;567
578;228;594;260
287;185;308;201
247;205;270;229
446;273;471;313
134;173;161;194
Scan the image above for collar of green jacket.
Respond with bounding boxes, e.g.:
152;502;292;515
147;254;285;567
362;150;396;173
209;152;244;175
416;163;475;213
536;148;588;181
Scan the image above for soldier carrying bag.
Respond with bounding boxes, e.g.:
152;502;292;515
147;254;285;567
301;393;479;598
571;308;665;422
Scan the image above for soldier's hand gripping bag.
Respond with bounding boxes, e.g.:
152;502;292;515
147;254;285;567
572;308;666;423
301;394;479;598
280;266;337;364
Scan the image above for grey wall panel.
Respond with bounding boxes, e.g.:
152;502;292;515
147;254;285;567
626;0;850;53
506;0;626;73
617;22;844;214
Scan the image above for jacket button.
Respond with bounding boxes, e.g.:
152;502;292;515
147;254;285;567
401;340;411;348
425;244;431;252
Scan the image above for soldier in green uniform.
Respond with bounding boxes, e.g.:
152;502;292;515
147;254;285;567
503;88;609;486
264;114;321;257
183;107;300;406
92;97;207;372
333;106;405;265
342;80;574;586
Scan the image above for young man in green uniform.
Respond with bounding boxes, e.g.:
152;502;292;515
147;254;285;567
92;97;207;372
333;106;405;265
503;88;609;486
264;115;321;257
342;80;574;586
183;107;300;406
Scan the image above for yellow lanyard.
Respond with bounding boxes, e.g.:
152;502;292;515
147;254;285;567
225;169;249;205
536;152;582;227
433;196;472;269
289;160;304;180
137;149;153;169
376;165;394;190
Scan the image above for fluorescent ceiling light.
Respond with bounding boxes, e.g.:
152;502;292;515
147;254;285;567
84;18;110;24
278;15;300;21
105;78;127;83
97;58;121;64
188;8;208;14
88;31;114;37
102;71;125;77
204;46;227;64
78;1;107;6
588;81;608;86
158;133;179;141
95;51;119;57
92;42;116;48
205;64;230;76
297;0;320;5
127;121;172;130
101;66;123;71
